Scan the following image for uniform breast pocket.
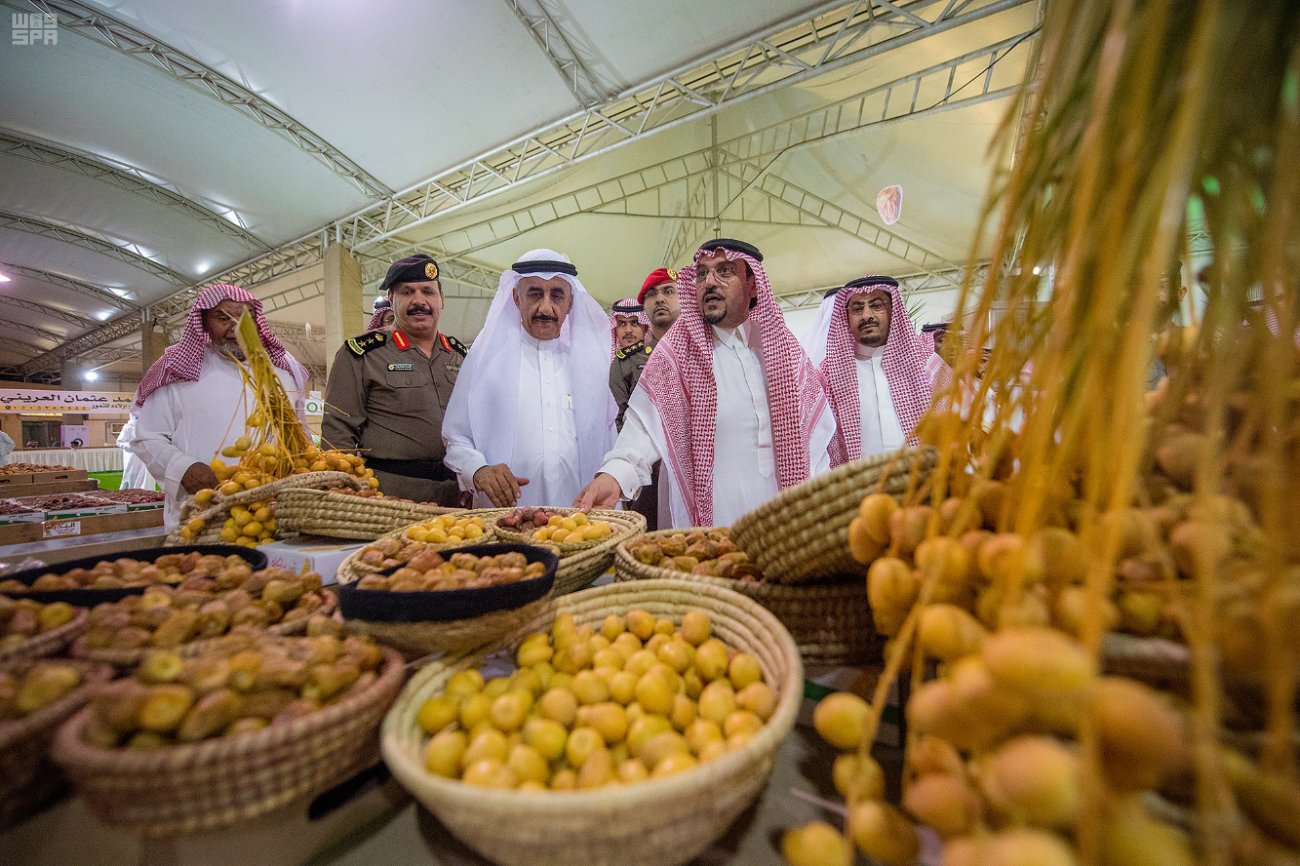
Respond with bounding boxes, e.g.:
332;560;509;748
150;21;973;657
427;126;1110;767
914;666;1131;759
383;369;431;390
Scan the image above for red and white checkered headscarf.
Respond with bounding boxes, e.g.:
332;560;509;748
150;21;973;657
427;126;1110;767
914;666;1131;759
920;329;936;355
821;278;937;464
635;247;830;526
134;284;308;408
609;297;649;358
367;297;394;331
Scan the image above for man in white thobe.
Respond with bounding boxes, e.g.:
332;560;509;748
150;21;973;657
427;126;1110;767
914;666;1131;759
130;284;309;528
817;275;946;464
442;250;616;509
574;238;835;528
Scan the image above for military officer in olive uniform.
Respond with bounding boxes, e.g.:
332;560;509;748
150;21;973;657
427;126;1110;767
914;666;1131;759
322;254;467;505
608;298;652;431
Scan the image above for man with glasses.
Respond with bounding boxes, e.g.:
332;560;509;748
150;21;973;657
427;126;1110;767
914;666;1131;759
129;284;310;528
574;239;835;527
816;275;945;463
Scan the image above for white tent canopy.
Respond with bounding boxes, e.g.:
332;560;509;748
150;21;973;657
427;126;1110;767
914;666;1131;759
0;0;1041;387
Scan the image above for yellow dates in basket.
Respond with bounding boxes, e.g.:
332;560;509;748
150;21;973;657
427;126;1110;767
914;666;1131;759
415;608;776;790
404;514;486;545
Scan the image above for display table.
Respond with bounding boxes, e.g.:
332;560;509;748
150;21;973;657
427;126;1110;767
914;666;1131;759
0;526;166;566
12;447;123;472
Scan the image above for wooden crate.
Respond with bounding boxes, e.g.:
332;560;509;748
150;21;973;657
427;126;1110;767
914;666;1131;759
0;474;34;488
18;479;99;497
0;509;164;547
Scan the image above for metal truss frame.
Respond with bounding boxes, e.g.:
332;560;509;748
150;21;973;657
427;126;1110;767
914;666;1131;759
502;0;614;106
329;0;1032;252
0;262;138;312
9;0;392;199
371;30;1030;270
0;211;190;286
0;294;94;328
0;131;268;250
42;0;1034;371
773;262;988;312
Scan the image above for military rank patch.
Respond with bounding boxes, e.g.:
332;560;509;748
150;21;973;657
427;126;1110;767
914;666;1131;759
387;363;414;371
443;334;468;357
615;340;646;360
346;331;386;356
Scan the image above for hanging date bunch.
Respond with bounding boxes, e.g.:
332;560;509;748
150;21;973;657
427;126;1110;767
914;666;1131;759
176;314;376;546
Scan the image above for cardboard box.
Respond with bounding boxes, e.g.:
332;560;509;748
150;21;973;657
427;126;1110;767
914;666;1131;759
259;536;369;585
0;504;45;525
0;509;165;547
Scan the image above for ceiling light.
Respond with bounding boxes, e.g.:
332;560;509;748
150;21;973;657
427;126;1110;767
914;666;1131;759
195;259;212;274
1031;266;1042;275
83;370;99;382
0;272;10;283
95;311;113;321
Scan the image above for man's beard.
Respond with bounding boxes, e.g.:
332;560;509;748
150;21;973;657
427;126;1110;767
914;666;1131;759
220;342;246;361
701;294;727;325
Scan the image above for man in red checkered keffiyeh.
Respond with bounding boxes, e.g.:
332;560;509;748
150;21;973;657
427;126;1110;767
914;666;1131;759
819;276;947;464
128;284;310;528
575;239;835;527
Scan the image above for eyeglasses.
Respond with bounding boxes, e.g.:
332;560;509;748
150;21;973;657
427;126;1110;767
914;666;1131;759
848;298;890;314
207;309;244;326
693;263;742;285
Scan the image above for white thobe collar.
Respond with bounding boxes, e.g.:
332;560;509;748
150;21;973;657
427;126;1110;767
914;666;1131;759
521;331;563;353
710;321;753;350
855;342;883;360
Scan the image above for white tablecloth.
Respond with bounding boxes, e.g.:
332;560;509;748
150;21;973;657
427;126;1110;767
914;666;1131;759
11;447;123;472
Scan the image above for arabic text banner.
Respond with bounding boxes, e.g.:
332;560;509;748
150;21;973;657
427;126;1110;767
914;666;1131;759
0;388;135;415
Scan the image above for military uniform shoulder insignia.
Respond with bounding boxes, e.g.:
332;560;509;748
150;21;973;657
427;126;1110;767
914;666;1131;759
443;334;468;357
644;343;653;355
346;331;386;356
615;340;645;361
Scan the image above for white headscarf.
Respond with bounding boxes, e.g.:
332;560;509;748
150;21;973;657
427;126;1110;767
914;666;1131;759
442;249;616;492
799;286;841;366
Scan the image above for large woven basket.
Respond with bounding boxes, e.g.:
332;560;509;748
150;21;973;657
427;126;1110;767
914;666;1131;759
492;507;646;595
69;590;337;669
729;447;937;584
276;487;462;540
169;470;365;544
381;578;803;866
0;658;112;829
0;607;89;667
614;529;880;667
333;508;510;587
51;644;406;838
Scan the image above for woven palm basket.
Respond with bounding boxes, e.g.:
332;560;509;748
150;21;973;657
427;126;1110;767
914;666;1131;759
69;590;337;669
0;658;112;829
381;578;803;866
169;471;365;545
51;644;406;838
333;508;510;587
729;447;937;584
276;487;463;540
492;507;646;595
0;607;89;667
614;529;880;666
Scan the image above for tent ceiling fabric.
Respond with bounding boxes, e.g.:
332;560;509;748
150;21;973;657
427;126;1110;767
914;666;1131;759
0;0;1039;384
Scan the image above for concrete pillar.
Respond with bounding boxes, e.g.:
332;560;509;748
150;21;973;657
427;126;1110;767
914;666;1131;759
140;319;167;371
0;414;22;451
324;244;364;378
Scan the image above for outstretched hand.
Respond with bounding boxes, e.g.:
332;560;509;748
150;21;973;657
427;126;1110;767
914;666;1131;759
573;473;622;511
473;464;530;508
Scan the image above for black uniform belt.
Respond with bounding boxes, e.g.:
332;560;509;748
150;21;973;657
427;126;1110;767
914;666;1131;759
365;457;456;483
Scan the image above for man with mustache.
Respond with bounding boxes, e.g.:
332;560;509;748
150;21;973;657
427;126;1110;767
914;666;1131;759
816;275;946;464
575;239;835;527
443;249;615;508
129;284;310;528
606;268;682;529
321;254;467;505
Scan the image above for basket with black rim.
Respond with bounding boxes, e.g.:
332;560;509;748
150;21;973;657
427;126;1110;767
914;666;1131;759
333;508;509;587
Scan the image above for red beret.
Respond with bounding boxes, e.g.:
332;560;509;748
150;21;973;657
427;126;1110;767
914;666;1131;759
638;267;677;304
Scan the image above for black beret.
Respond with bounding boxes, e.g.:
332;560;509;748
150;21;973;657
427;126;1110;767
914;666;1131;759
843;275;899;291
611;300;644;314
513;259;578;276
381;254;441;292
697;238;763;262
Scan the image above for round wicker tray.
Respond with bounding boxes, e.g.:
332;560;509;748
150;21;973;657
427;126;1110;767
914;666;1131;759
333;508;511;587
52;644;407;838
614;529;880;667
0;607;89;668
0;658;112;829
169;470;365;545
381;578;803;866
729;447;937;584
492;507;646;595
276;488;463;540
69;590;338;669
